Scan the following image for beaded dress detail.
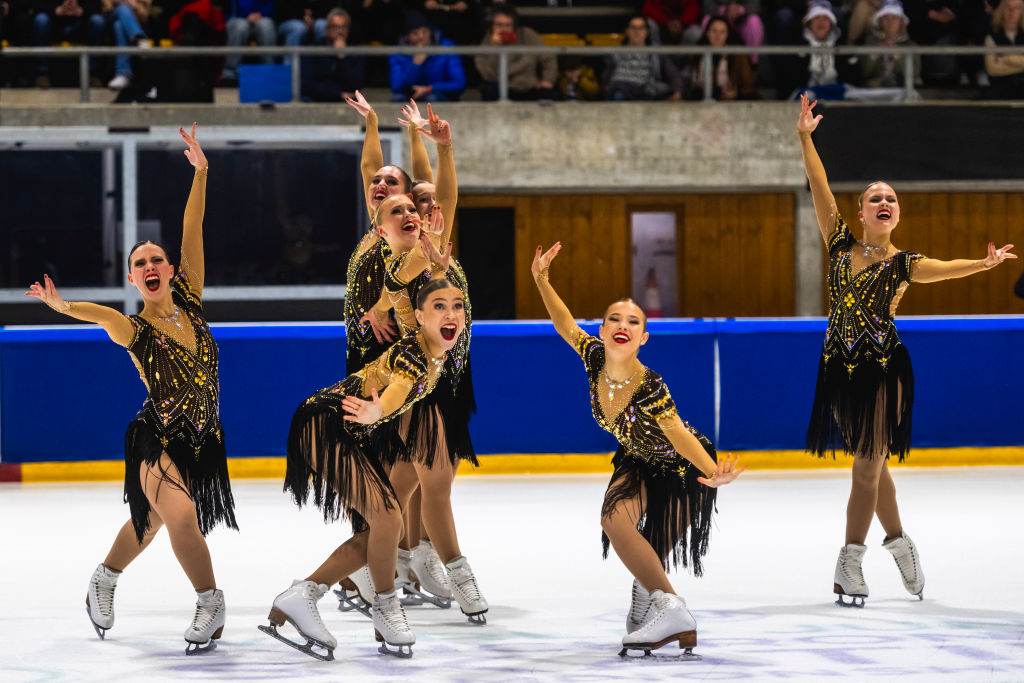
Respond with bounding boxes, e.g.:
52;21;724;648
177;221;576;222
807;211;925;461
124;271;237;543
573;330;716;574
344;233;394;374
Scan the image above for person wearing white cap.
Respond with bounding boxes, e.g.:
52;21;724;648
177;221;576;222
776;1;857;100
861;0;920;88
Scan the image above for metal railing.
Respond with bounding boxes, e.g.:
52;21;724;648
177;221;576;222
4;43;1023;104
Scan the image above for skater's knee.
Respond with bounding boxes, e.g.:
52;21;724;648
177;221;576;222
370;505;404;539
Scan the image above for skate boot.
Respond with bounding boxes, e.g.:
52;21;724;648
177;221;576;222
184;588;225;655
834;543;869;607
883;532;924;599
619;591;699;660
334;565;374;618
407;540;453;608
259;580;337;661
85;563;120;639
373;590;415;658
626;579;653;634
445;556;488;624
396;548;424;606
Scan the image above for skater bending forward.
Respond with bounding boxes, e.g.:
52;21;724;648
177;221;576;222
26;124;236;654
531;243;743;657
797;93;1016;607
262;277;466;661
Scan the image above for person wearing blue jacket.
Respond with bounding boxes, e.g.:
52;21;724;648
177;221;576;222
220;0;276;85
389;10;465;102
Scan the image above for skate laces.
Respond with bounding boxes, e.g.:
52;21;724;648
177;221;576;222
629;581;652;624
840;550;866;585
376;593;411;632
886;538;919;581
189;592;222;633
302;582;330;629
91;569;118;617
423;550;450;589
449;564;482;602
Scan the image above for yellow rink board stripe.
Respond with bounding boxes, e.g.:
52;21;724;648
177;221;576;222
16;447;1024;483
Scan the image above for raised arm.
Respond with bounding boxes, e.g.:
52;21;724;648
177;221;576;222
346;90;384;206
399;101;434;184
797;93;838;242
531;242;584;346
26;274;134;347
418;104;456;247
178;124;207;292
912;242;1017;284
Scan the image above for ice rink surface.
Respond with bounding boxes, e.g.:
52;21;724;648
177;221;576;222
1;467;1023;682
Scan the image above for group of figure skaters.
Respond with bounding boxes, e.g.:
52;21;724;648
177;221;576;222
26;93;1016;661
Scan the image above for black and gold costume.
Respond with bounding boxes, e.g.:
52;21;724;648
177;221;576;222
573;330;717;575
383;250;476;468
806;213;925;461
124;271;237;543
285;332;446;529
344;233;394;374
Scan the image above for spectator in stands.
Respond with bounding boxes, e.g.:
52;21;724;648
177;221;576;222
300;7;364;101
984;0;1024;98
847;0;883;44
220;0;276;86
106;0;152;91
642;0;702;45
389;10;465;101
688;14;756;99
474;3;556;101
417;0;480;46
605;14;684;100
277;0;331;62
31;0;107;88
776;1;858;99
702;0;763;60
861;1;919;88
557;55;601;101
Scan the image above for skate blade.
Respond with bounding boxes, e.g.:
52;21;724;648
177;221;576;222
332;589;372;619
185;639;217;655
833;584;866;608
258;623;335;662
400;584;452;609
618;645;701;661
85;598;109;640
465;611;487;625
377;642;414;658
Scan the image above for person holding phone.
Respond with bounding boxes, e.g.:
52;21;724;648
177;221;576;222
473;3;556;101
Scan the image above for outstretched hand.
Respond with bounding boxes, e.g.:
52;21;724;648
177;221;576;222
25;273;70;314
420;232;452;273
342;388;383;424
797;92;822;135
359;305;397;343
697;453;746;488
532;242;562;283
419;103;451;145
421;206;444;237
982;242;1017;268
179;122;208;169
398;99;426;130
345;90;373;118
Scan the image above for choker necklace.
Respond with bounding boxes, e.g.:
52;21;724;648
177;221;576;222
155;306;184;331
603;366;641;401
858;240;891;256
418;331;445;371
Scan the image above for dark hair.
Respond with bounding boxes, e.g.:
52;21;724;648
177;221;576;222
488;3;518;31
623;15;650;45
375;165;414;195
415;278;457;309
699;16;742;46
127;240;169;267
411;180;433;197
603;297;648;332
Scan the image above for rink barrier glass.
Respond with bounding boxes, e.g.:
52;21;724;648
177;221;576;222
2;317;1023;467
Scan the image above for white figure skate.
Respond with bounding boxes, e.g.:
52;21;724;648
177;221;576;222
445;556;488;624
626;579;653;634
85;563;120;640
406;540;453;609
373;590;415;658
619;590;700;660
333;565;374;618
834;543;869;607
396;548;424;606
883;532;924;599
184;588;225;655
259;580;337;661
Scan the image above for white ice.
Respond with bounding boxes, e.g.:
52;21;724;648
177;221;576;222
1;467;1023;682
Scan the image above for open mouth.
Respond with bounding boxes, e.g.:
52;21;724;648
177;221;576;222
877;210;891;220
612;332;630;344
144;274;160;292
373;188;388;201
402;221;419;232
440;324;458;341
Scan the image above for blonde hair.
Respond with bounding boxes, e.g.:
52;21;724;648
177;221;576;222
993;0;1024;32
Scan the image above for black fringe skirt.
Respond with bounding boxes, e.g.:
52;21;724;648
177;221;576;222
806;344;915;462
284;386;402;533
600;434;718;577
399;355;477;469
124;411;237;544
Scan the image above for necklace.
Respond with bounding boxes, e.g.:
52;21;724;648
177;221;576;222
417;331;445;372
602;366;642;401
154;305;184;331
858;240;891;256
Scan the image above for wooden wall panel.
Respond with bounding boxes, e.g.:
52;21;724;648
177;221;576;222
834;192;1024;316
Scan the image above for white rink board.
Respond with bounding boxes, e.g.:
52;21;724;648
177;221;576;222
1;468;1023;682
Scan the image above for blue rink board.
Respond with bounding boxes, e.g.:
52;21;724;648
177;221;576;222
1;317;1022;463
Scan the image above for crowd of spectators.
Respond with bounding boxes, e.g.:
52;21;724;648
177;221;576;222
0;0;1021;101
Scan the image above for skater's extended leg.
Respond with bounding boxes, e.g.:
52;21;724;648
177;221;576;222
141;454;216;591
415;450;460;563
102;511;163;571
601;485;674;596
306;531;368;586
845;450;887;545
875;461;904;540
357;482;404;593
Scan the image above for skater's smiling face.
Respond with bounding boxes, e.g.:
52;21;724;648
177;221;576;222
414;280;465;352
599;299;648;356
368;165;411;212
411;182;436;218
126;241;175;304
857;182;900;237
374;195;422;253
